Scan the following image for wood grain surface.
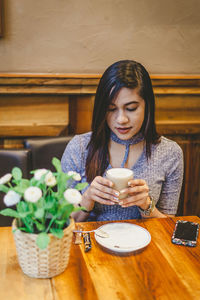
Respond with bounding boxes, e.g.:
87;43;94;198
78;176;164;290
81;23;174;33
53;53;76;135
0;216;199;300
0;74;200;136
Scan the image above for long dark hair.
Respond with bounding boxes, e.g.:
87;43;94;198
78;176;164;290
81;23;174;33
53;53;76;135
86;60;160;182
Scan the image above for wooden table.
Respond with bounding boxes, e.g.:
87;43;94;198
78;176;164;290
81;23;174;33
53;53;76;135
0;216;200;300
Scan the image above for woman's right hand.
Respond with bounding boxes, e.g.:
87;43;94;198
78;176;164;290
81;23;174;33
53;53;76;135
82;176;119;210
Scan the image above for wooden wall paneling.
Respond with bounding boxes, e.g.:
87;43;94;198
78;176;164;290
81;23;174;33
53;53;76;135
155;94;200;135
0;74;100;95
184;138;200;216
168;135;191;216
0;95;69;137
0;139;24;149
1;74;200;136
68;95;77;134
76;95;94;134
167;136;186;216
153;75;200;135
179;139;191;216
155;95;200;120
69;95;94;134
166;134;200;217
151;75;200;87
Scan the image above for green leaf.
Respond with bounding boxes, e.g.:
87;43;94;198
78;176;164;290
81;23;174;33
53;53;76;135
12;167;22;181
56;173;68;198
34;208;44;219
57;203;74;220
18;211;31;218
34;220;45;232
14;227;31;233
50;228;64;239
14;179;30;194
36;232;50;249
52;157;62;173
75;182;88;191
73;205;85;212
30;170;37;174
44;196;55;210
13;186;23;194
48;205;57;216
0;184;9;193
19;179;30;189
29;173;48;187
17;201;29;214
0;208;19;218
29;177;38;185
54;219;66;228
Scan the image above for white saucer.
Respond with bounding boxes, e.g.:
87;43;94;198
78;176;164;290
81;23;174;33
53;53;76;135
95;222;151;254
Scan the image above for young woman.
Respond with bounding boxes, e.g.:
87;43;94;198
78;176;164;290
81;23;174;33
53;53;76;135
61;60;183;222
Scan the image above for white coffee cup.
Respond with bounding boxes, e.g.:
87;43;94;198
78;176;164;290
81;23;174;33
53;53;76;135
106;168;134;200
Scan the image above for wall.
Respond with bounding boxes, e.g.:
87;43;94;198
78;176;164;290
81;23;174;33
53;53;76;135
0;1;200;216
0;0;200;74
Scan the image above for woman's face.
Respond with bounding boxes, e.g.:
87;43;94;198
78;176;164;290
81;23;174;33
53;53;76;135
106;87;145;140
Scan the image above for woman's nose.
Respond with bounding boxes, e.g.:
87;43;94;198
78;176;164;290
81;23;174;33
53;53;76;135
117;110;128;124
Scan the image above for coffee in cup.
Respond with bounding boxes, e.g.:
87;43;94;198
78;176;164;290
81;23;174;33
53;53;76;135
106;168;134;200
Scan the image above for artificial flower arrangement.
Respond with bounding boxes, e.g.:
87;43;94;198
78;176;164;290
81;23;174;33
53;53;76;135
0;157;88;249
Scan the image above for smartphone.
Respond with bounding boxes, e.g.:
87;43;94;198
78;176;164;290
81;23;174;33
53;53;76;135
171;220;199;247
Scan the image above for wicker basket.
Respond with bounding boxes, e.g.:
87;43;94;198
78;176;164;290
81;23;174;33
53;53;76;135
12;218;75;278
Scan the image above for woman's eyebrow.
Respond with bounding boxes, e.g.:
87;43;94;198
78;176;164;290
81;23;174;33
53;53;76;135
124;101;139;106
109;101;138;106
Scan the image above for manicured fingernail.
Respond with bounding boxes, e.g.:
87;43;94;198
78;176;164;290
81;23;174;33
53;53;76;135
113;197;119;201
120;189;125;194
114;191;119;196
119;201;123;205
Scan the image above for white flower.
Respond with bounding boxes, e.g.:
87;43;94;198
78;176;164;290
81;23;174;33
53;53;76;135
67;171;76;176
73;173;81;181
0;173;12;185
34;169;48;181
67;171;81;181
24;187;42;203
64;188;82;205
4;190;21;206
45;172;56;187
34;169;56;187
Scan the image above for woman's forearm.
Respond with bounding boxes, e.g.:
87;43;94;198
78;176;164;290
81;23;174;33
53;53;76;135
71;210;90;222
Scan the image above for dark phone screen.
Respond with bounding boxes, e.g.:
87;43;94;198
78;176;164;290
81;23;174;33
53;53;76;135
174;222;198;241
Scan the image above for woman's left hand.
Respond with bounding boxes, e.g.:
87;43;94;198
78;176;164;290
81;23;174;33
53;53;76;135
119;179;150;209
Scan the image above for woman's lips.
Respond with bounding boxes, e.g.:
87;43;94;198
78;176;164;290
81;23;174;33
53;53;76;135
116;127;131;134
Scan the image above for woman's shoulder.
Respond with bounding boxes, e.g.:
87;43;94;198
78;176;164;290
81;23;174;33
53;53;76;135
154;136;183;157
61;132;91;172
68;132;92;148
160;136;182;149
